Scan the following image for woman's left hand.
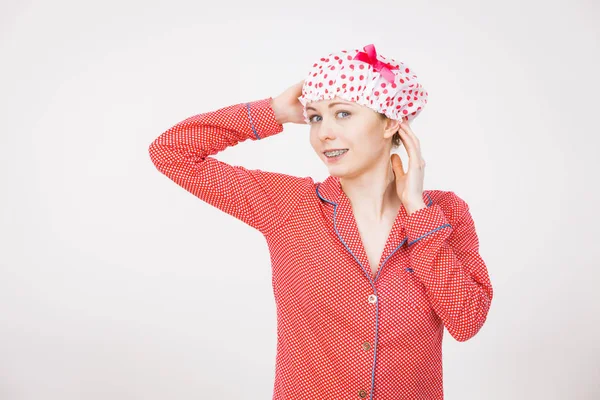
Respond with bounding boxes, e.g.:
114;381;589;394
390;119;428;216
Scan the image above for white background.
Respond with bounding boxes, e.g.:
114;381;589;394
1;0;599;399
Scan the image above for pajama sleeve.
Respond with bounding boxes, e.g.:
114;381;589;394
148;97;311;238
404;191;494;342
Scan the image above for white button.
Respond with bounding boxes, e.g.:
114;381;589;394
368;294;377;304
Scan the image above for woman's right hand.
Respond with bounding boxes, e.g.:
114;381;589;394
270;80;306;125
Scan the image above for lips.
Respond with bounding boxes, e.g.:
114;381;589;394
324;149;348;163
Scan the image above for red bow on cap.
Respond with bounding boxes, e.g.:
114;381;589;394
353;44;399;83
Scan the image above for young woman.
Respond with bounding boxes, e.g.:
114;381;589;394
148;44;494;400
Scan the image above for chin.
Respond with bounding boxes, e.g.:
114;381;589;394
325;166;350;177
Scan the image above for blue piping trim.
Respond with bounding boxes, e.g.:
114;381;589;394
315;184;375;288
316;183;409;400
426;192;432;206
245;102;261;140
407;223;452;246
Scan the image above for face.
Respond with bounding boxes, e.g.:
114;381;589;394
305;96;399;178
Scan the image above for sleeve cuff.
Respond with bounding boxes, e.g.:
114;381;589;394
405;204;453;245
245;97;285;140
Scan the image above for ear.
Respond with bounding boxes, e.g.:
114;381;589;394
382;117;401;140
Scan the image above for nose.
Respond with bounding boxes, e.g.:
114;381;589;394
317;117;337;141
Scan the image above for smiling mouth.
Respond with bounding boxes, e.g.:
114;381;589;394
324;149;349;157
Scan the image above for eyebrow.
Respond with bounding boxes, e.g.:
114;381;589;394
305;101;354;112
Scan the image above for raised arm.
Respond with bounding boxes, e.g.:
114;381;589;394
148;94;312;238
405;191;494;342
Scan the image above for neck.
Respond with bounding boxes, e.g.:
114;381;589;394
339;159;401;223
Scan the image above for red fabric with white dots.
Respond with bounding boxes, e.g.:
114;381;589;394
148;98;494;400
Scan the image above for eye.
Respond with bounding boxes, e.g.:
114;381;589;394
307;111;351;124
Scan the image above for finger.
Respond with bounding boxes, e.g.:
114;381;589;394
399;123;426;168
398;126;419;166
401;122;420;153
400;120;420;148
390;153;405;177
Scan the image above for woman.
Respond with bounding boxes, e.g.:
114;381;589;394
148;44;493;400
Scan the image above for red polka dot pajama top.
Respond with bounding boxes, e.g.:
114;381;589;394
148;97;494;400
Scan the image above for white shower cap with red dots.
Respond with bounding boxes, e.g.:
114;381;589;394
297;44;428;125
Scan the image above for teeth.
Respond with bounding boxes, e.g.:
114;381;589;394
325;149;348;157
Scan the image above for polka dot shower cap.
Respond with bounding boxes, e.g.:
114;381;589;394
297;43;428;125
